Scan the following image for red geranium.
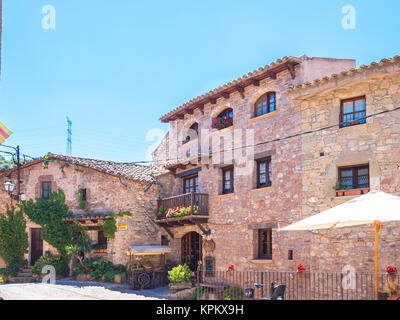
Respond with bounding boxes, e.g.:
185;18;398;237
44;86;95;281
227;264;234;271
297;263;306;271
386;266;398;273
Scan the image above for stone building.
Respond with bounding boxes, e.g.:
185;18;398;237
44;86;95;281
287;55;400;273
152;55;357;273
0;153;162;268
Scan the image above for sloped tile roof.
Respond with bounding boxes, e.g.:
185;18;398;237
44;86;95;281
47;153;157;183
287;55;400;95
159;55;302;122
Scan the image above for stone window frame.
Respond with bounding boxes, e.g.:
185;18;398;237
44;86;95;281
338;163;370;190
221;165;234;195
257;228;273;260
35;175;57;199
256;157;272;189
248;222;277;261
339;95;366;128
254;92;277;118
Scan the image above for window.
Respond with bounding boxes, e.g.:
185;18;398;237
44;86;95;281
339;165;369;190
217;108;233;119
183;175;199;194
255;92;276;117
80;188;87;201
183;123;199;144
41;182;52;200
288;250;293;261
256;158;272;188
258;229;272;260
161;235;169;246
212;108;233;130
340;96;366;128
222;166;234;194
98;231;107;245
205;256;215;277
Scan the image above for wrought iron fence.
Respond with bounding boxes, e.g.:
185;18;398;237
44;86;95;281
195;270;399;300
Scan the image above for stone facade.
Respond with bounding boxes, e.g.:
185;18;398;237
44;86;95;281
288;57;400;273
153;55;357;272
0;157;162;267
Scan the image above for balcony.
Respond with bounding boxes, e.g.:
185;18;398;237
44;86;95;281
156;192;209;227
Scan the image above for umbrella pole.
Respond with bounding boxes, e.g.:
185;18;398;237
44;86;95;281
374;221;380;300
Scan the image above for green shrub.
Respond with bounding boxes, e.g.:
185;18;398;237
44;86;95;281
73;258;126;282
0;206;28;268
223;287;243;300
168;264;192;284
31;253;70;277
0;263;20;277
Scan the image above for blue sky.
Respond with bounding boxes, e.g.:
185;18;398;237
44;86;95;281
0;0;399;163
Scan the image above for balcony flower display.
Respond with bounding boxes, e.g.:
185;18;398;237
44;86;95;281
386;266;398;274
296;263;306;271
211;115;233;130
164;205;200;219
227;264;234;271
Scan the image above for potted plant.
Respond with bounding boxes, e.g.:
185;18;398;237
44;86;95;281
386;266;398;282
168;264;192;293
226;264;235;275
297;263;306;279
212;115;233;130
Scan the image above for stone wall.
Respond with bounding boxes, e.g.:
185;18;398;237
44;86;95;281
294;65;400;273
153;56;356;272
0;161;162;266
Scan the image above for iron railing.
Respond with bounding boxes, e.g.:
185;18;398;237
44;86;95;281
194;270;399;300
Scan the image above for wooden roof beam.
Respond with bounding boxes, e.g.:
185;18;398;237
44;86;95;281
221;92;230;99
286;63;296;80
267;71;277;80
235;85;245;99
250;79;260;86
207;97;217;104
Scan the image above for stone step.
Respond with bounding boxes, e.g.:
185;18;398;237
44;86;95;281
17;272;32;277
7;276;35;284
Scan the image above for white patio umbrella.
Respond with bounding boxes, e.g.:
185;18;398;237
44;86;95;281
279;188;400;300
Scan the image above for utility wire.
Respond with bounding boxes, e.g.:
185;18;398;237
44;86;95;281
2;105;400;166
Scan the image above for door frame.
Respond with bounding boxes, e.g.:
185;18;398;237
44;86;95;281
181;231;202;271
30;228;43;266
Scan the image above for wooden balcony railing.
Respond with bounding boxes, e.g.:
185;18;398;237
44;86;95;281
157;192;209;221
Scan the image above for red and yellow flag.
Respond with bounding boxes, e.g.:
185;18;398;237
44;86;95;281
0;121;12;145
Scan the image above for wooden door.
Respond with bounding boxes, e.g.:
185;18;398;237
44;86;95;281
31;228;43;266
181;232;202;271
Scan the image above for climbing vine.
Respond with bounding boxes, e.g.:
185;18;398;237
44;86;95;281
0;206;29;273
77;188;90;214
20;189;80;257
100;212;132;239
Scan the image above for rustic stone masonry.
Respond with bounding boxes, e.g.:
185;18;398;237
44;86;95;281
0;154;162;267
288;56;400;273
153;55;357;272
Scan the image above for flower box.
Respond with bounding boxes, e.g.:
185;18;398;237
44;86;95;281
336;188;369;197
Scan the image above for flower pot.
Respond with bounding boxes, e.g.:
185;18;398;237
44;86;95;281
388;272;398;282
297;270;306;279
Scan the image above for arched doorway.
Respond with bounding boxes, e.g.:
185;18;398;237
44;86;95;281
181;232;202;271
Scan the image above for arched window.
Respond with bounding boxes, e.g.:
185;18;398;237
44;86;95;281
254;92;276;117
212;108;233;130
183;122;199;144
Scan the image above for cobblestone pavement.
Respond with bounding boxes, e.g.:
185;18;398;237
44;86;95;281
0;278;170;300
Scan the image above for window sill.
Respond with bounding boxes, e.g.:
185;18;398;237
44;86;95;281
248;111;278;125
251;259;273;264
210;125;235;136
250;186;272;193
216;193;235;199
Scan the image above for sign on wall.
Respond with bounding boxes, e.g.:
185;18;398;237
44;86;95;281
118;223;128;231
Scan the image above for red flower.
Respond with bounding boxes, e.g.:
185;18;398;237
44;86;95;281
297;263;306;271
227;264;234;271
386;266;398;273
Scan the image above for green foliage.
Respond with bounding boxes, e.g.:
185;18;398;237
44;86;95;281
100;212;132;239
0;263;20;277
77;188;89;213
192;285;205;299
0;206;28;268
59;163;70;173
73;258;126;282
168;264;192;284
20;189;78;257
91;243;107;251
31;253;69;277
223;287;243;300
0;156;13;172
